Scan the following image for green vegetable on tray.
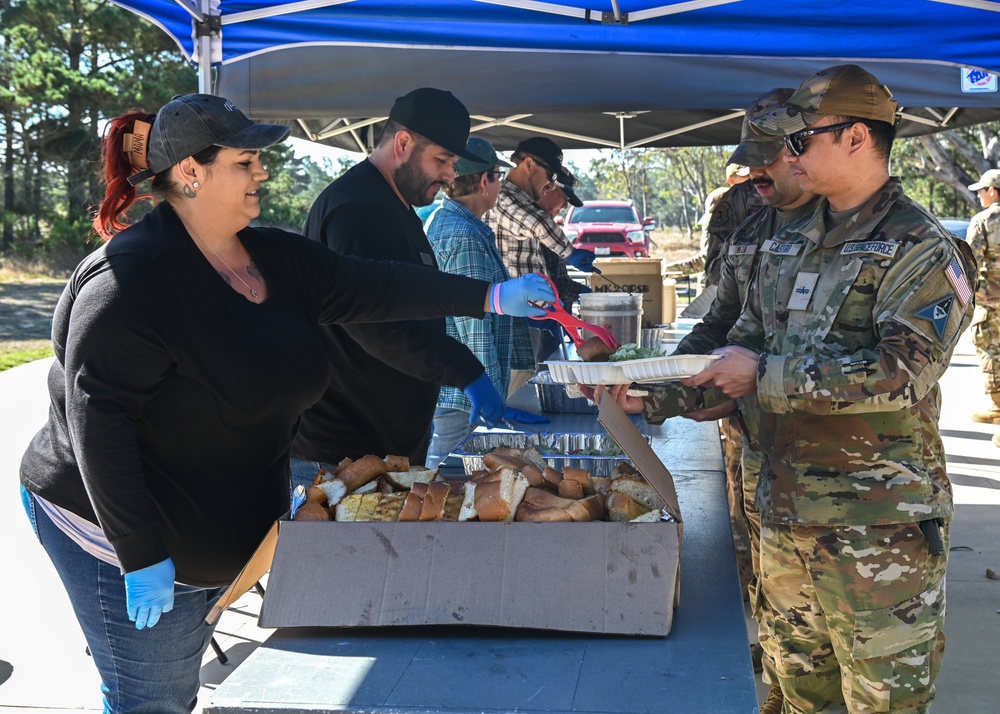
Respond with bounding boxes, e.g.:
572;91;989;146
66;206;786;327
607;343;660;362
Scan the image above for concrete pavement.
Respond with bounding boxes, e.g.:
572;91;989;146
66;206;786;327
0;330;997;712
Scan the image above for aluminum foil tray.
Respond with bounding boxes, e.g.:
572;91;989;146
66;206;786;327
452;431;650;477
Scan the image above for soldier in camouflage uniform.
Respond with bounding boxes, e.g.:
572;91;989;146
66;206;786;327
684;64;976;713
964;169;1000;428
589;87;817;714
667;179;764;287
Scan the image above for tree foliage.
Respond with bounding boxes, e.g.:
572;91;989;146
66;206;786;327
1;0;999;270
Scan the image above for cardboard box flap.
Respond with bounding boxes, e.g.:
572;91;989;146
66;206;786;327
598;396;682;523
206;520;279;624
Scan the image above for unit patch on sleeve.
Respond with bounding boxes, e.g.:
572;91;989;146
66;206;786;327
914;295;955;339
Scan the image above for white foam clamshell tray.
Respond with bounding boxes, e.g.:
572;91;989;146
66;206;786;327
619;354;722;383
543;360;630;385
451;431;651;477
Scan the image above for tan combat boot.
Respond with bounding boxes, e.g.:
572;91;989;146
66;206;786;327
759;684;784;714
971;393;1000;424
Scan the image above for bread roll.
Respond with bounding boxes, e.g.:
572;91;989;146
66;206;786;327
542;467;563;489
293;501;331;521
610;475;665;511
338;454;388;492
606;492;650;522
562;467;594;494
398;482;427;522
384;454;409;472
521;463;546;488
316;479;348;508
305;485;327;504
514;504;574;522
474;480;511;521
385;466;439;490
558;479;584;500
419;482;451;521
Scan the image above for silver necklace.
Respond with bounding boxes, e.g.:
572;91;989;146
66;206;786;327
187;224;260;299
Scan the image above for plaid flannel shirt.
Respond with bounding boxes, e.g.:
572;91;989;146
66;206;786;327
485;181;575;278
426;198;535;413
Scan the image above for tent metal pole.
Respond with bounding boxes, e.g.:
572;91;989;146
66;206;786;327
196;0;216;93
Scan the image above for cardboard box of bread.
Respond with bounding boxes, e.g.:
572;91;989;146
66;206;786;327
208;398;683;636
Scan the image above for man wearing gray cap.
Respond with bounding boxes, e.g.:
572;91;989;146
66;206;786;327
966;169;1000;427
687;64;975;713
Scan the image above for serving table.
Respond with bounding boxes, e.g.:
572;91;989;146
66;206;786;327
204;384;757;713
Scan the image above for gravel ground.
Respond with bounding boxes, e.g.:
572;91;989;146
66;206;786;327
0;279;66;354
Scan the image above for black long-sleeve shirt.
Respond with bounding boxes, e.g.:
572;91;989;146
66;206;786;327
20;202;488;586
292;160;486;465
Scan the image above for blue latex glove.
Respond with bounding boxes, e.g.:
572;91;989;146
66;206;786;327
565;248;602;273
504;406;550;425
492;274;554;317
124;558;175;630
463;372;505;426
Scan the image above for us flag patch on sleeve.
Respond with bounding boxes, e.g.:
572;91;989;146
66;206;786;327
945;258;972;306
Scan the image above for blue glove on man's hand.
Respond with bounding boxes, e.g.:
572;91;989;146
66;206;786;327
124;557;175;630
463;372;505;427
490;274;554;317
504;406;550;425
566;248;602;273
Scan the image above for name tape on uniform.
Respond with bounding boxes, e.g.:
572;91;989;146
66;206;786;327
761;240;803;256
729;244;757;256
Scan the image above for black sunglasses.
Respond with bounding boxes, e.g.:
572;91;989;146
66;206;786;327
529;156;557;183
488;168;508;181
784;121;858;156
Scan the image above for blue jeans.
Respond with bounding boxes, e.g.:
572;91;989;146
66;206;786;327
289;458;340;495
22;485;224;714
426;407;474;468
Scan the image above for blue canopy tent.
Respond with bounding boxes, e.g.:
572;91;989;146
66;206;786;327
112;0;1000;151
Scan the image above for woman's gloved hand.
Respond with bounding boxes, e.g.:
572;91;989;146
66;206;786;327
566;248;602;273
124;557;175;630
504;406;550;424
490;274;555;317
463;372;505;426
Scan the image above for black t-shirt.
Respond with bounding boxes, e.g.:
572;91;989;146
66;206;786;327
293;160;485;465
20;202;487;586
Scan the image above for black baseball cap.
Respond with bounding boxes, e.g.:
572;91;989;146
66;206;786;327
387;88;487;165
514;137;568;179
556;168;582;206
127;94;290;186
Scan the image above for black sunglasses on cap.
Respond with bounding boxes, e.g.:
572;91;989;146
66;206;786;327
784;121;860;157
528;156;557;183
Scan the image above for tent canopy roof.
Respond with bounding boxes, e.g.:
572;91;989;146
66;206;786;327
112;0;1000;151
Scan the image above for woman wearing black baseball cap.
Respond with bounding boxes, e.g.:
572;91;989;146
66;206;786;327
18;94;553;713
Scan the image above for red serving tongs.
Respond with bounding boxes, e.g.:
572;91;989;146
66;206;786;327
530;274;619;351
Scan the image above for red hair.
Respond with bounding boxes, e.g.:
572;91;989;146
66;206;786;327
92;111;156;241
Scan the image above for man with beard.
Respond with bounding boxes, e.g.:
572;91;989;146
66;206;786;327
486;138;600;359
291;88;519;488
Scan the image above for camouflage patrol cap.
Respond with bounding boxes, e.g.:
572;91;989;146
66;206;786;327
751;65;899;136
727;88;795;168
969;168;1000;191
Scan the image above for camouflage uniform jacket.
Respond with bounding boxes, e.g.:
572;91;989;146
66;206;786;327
666;181;763;284
484;182;574;279
642;202;817;426
967;201;1000;310
727;177;975;526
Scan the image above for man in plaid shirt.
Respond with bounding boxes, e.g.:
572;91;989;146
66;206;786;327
485;138;599;359
485;137;599;280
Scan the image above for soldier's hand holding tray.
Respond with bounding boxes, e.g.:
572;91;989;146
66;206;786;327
683;345;759;398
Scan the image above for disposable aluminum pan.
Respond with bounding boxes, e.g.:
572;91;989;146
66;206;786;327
529;372;598;414
451;431;650;477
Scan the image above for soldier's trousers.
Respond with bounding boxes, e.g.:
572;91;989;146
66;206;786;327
971;306;1000;393
758;522;948;714
721;416;754;596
